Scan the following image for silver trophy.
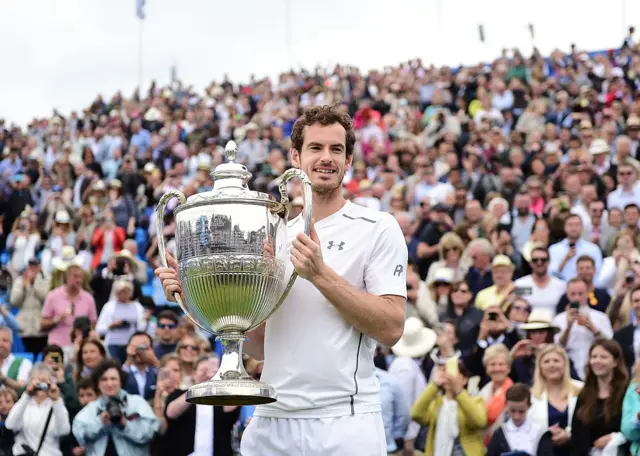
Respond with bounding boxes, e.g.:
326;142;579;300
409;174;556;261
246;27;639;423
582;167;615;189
156;140;312;406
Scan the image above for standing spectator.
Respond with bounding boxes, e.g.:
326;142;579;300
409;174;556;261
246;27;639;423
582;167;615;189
162;355;240;456
10;259;48;338
556;255;611;314
487;383;553;456
40;260;97;347
514;246;566;315
72;359;159;456
0;327;32;391
570;339;629;455
74;338;107;382
554;278;613;380
95;280;146;363
122;332;159;401
463;238;495;297
153;311;180;359
549;214;603;281
478;344;513;442
613;286;640;374
376;367;410;456
5;363;70;456
90;209;125;270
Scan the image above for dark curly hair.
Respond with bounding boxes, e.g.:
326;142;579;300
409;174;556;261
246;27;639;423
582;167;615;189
290;105;355;158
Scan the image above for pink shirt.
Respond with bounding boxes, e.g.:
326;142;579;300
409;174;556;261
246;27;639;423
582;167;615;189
42;286;97;347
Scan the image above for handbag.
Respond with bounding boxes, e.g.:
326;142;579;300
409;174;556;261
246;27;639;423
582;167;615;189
17;408;53;456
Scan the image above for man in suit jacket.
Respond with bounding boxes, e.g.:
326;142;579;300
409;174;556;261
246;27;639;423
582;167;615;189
122;331;159;401
613;286;640;374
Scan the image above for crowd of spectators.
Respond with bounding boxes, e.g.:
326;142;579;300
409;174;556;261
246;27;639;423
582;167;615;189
3;28;640;456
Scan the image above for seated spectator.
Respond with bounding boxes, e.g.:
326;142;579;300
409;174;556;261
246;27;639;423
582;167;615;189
72;359;159;455
607;260;640;331
425;232;468;284
176;334;204;388
553;278;613;380
96;279;147;363
421;267;453;326
463;238;495;297
152;353;183;437
478;344;513;443
0;327;32;391
529;344;582;456
570;339;629;455
389;317;436;454
441;281;483;352
613;285;640;374
487;383;553;456
5;363;70;456
74;338;107;382
504;296;532;329
153;310;180;359
41;344;81;417
122;332;159;401
556;255;610;314
475;254;516;311
411;360;487;456
513;245;566;315
596;230;639;295
163;355;240;456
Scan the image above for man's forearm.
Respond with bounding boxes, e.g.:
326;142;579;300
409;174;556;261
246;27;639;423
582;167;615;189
559;325;572;347
311;266;404;347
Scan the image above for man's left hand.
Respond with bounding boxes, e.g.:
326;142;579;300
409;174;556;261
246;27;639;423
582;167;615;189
291;223;324;281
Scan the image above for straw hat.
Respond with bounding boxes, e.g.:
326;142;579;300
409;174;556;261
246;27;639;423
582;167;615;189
54;210;71;224
492;254;514;270
114;249;139;273
519;309;560;334
391;317;437;359
589;139;610;156
51;246;84;272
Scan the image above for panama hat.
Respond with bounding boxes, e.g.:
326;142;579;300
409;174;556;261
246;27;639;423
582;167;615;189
391;317;437;359
519;309;560;334
113;249;139;274
52;246;84;272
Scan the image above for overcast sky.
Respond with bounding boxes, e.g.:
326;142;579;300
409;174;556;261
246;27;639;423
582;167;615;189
1;0;638;126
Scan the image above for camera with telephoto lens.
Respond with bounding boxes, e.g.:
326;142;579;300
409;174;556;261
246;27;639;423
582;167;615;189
104;397;125;425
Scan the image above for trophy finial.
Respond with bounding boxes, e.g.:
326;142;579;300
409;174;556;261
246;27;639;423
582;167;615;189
224;140;238;162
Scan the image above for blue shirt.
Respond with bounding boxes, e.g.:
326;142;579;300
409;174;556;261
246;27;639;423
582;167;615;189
548;238;603;281
375;368;410;453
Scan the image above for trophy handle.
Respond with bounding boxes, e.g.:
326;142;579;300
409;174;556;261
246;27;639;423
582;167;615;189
156;190;210;333
265;169;313;319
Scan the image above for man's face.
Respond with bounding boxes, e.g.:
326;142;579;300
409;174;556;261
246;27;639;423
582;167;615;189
564;216;583;239
471;248;490;269
127;334;151;364
530;250;549;275
66;266;84;288
291;123;352;196
624;207;640;227
465;201;482;223
618;166;636;187
567;281;588;306
156;318;178;343
78;387;98;406
492;266;513;287
506;399;529;427
577;260;595;284
0;332;11;359
589;202;604;222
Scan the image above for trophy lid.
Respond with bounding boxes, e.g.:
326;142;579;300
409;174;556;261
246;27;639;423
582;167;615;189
210;141;253;190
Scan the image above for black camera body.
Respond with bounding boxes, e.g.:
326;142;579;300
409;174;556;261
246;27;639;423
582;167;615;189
104;397;125;425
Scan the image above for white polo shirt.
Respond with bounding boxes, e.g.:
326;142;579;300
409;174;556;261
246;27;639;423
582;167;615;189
255;201;408;419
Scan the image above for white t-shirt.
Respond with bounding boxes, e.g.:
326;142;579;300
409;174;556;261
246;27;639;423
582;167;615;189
553;307;613;380
514;275;567;316
256;201;408;419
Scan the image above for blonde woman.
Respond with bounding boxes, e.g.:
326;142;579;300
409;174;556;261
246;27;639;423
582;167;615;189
154;354;184;435
426;233;469;284
176;334;204;387
529;345;582;456
597;230;639;295
478;344;513;443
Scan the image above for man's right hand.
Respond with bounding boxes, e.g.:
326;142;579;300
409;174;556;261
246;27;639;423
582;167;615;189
155;253;183;302
566;307;579;326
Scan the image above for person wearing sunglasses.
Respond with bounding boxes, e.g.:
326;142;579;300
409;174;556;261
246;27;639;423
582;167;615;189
153;311;180;359
514;246;566;316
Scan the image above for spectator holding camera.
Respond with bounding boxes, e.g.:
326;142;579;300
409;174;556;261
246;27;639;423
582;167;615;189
95;280;146;363
10;258;48;337
41;345;81;417
553;278;613;380
72;359;159;456
90;209;125;271
122;332;158;401
5;363;70;456
90;249;143;313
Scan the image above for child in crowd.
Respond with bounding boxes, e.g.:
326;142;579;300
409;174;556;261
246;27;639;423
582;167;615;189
487;383;553;456
0;388;16;456
70;378;99;456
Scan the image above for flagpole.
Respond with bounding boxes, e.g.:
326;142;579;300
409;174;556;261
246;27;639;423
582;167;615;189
285;0;292;68
138;18;143;91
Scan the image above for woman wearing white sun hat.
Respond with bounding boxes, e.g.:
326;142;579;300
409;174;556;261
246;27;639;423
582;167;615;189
387;317;437;456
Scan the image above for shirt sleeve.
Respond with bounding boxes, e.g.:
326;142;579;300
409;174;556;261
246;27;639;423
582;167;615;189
41;293;55;319
95;302;114;336
364;215;408;298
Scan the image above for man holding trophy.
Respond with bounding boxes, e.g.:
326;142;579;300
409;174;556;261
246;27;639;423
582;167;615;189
156;105;408;455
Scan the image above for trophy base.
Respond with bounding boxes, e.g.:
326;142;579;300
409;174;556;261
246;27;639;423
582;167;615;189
186;378;277;406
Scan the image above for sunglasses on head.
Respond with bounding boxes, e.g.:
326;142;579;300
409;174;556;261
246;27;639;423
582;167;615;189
157;323;176;329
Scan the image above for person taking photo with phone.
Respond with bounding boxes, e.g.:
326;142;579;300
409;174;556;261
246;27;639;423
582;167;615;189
5;363;70;456
121;332;158;401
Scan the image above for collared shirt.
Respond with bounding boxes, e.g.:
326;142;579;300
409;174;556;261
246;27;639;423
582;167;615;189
549;238;603;281
126;364;149;396
41;286;98;346
466;267;493;297
375;368;410;453
607;184;640;211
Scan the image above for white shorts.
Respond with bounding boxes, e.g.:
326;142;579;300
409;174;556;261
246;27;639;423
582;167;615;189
240;412;387;456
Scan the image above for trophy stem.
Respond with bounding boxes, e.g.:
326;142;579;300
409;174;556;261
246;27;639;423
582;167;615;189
185;331;276;406
214;332;251;381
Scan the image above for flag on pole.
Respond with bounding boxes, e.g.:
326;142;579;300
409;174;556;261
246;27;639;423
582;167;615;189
136;0;146;20
478;24;485;43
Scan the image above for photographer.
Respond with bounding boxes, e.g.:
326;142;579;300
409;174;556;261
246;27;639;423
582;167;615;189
122;332;159;401
95;280;146;363
5;363;70;456
72;359;159;456
90;249;143;313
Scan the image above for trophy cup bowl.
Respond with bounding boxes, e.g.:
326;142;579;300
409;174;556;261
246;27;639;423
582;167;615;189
156;140;312;406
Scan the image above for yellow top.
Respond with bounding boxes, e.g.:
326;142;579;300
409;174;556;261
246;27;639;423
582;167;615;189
474;285;510;311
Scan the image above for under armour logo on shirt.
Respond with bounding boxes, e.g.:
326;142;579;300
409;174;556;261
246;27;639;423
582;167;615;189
327;241;345;251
